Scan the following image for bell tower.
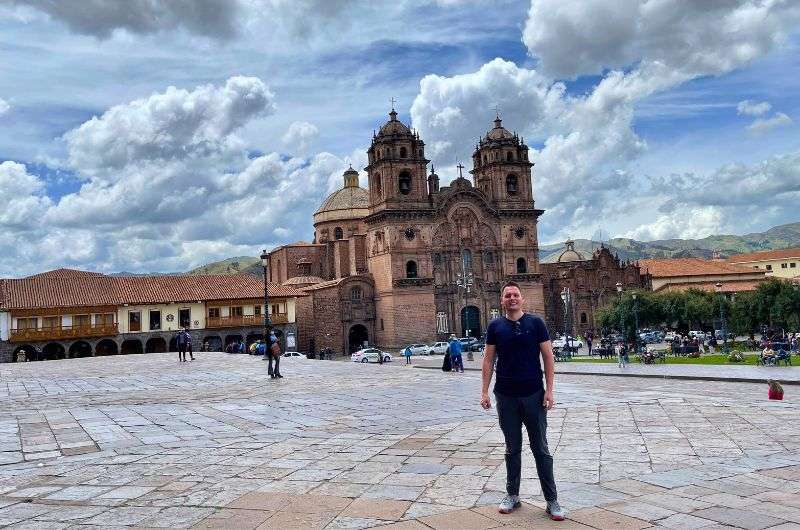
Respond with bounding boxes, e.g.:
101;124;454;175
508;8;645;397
470;115;533;207
365;108;430;213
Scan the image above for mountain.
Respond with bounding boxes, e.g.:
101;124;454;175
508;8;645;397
540;221;800;262
186;256;262;277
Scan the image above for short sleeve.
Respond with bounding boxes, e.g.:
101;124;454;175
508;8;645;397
534;316;550;343
486;320;498;345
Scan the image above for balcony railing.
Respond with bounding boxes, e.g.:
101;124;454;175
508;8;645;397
10;323;119;343
206;313;288;328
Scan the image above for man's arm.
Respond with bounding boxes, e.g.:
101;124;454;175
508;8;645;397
480;344;496;409
540;340;555;409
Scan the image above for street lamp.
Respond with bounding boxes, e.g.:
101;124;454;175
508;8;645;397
455;253;474;361
260;250;272;354
560;287;572;350
715;281;728;354
632;293;639;353
616;282;623;339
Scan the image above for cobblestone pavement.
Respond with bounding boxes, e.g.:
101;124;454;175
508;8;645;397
0;354;797;529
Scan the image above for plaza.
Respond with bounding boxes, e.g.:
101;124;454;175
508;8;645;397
0;354;797;529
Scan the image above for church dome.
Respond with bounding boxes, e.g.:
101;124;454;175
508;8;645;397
378;109;411;136
313;167;369;224
485;116;514;140
557;240;585;263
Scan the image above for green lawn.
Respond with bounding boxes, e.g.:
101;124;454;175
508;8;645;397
572;353;794;366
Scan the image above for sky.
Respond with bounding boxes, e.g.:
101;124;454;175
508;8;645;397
0;0;799;277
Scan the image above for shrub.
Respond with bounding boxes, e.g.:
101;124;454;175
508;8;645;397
728;351;745;363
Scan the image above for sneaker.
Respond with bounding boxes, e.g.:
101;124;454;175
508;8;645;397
498;495;521;514
546;500;565;521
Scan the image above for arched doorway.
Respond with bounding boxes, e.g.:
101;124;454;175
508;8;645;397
225;335;243;347
121;339;143;355
348;324;369;352
42;343;65;360
69;341;93;358
95;339;118;356
145;337;167;353
168;336;179;352
203;336;222;351
246;333;264;352
460;306;481;338
13;345;38;362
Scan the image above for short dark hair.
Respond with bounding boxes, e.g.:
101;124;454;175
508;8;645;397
501;281;520;295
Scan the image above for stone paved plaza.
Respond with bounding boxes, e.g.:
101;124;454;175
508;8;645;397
0;354;798;529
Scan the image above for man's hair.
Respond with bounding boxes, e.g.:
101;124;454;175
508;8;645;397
501;280;521;295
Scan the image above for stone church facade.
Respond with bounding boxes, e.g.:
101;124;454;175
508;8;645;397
271;110;546;354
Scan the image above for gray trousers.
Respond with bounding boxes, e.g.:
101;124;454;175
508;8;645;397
495;389;557;501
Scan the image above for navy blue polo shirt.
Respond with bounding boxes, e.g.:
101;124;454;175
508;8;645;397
486;313;550;397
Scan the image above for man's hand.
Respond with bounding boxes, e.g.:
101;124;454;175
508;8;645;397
480;392;492;410
543;390;555;410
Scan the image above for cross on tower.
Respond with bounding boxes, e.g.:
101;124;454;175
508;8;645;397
390;96;396;110
456;162;465;179
492;104;501;118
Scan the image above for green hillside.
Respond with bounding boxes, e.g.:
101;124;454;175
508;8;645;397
187;256;261;276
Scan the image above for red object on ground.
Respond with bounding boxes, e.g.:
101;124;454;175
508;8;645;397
768;389;784;400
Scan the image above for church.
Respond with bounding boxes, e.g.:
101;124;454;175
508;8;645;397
267;109;546;354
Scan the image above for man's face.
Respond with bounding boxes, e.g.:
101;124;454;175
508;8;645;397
501;286;524;311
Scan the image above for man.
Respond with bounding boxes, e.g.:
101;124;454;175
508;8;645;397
586;330;593;356
480;281;564;521
266;332;283;379
448;334;464;373
404;345;412;365
176;329;188;362
185;329;195;361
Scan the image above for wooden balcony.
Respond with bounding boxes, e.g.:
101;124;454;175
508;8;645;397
10;323;119;343
206;313;288;329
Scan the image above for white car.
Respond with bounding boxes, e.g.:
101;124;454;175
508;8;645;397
282;351;306;359
664;332;677;342
401;344;429;356
551;337;584;349
428;342;450;355
351;348;392;363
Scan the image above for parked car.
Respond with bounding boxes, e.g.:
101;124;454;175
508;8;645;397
664;331;677;342
428;342;450;355
458;337;479;349
281;351;307;359
351;348;392;363
467;340;485;352
402;344;429;356
552;336;584;349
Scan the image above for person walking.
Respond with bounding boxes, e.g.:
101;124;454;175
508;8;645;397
616;340;626;368
176;329;188;362
480;281;565;521
404;345;412;365
586;330;593;356
186;330;195;361
448;334;464;373
266;332;282;379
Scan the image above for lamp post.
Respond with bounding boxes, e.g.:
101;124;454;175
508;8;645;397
632;293;639;353
456;258;475;361
616;282;623;341
715;281;728;354
560;287;572;350
260;250;272;354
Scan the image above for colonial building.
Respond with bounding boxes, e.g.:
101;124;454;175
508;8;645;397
727;248;800;280
272;111;546;354
638;258;767;293
540;241;649;337
0;268;306;363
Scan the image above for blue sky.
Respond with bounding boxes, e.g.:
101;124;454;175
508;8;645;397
0;0;798;276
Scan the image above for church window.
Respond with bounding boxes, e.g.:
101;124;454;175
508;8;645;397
580;312;588;324
298;262;312;275
398;171;411;195
462;249;472;270
506;174;518;195
400;146;407;158
514;226;526;239
433;253;441;265
516;257;527;273
351;287;362;300
484;251;494;264
380;318;384;331
334;227;344;240
406;260;418;278
507;151;513;162
374;173;382;197
404;227;415;241
483;155;487;164
418;148;423;157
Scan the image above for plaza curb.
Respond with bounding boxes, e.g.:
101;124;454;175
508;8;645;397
413;365;800;386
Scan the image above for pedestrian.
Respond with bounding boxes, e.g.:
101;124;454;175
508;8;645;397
186;329;195;361
480;281;564;520
266;332;282;379
586;331;593;356
176;329;188;362
442;349;452;372
616;340;626;368
404;345;412;365
448;334;464;373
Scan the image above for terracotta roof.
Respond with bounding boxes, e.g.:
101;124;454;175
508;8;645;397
282;276;324;286
1;272;306;310
299;278;346;291
727;247;800;263
655;280;764;293
639;258;763;278
0;279;7;310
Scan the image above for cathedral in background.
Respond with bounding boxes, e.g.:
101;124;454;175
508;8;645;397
269;109;546;354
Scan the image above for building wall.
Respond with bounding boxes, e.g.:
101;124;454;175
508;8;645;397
735;257;800;278
0;311;9;341
118;302;206;334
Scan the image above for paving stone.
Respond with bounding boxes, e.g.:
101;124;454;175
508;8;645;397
692;506;785;529
418;507;502;529
567;507;652;529
341;498;411;520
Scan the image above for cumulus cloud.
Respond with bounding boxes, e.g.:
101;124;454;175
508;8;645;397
0;161;53;228
737;99;771;117
11;0;241;39
747;112;792;135
0;98;10;115
281;121;319;155
522;0;800;80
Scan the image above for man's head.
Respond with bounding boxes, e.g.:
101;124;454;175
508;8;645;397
500;281;524;312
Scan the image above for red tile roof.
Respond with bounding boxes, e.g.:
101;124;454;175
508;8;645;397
639;258;764;278
1;272;306;310
656;280;764;293
24;268;106;279
727;247;800;263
